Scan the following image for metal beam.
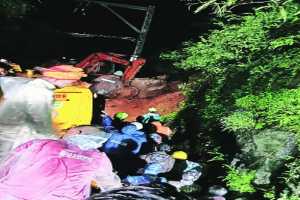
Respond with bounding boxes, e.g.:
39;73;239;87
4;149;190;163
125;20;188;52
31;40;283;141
131;5;155;60
100;4;141;33
75;0;155;59
66;32;136;42
80;0;148;11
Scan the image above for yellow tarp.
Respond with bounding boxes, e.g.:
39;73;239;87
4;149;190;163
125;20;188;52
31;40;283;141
53;86;93;130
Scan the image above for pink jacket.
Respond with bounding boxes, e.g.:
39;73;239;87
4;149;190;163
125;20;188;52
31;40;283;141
0;139;121;200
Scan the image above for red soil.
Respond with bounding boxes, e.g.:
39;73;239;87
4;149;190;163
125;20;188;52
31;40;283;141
105;91;185;121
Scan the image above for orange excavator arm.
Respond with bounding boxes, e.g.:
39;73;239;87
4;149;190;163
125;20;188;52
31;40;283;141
76;52;145;82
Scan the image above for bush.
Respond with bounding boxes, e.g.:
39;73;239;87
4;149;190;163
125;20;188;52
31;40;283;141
224;166;256;193
161;0;300;198
161;1;300;129
223;89;300;136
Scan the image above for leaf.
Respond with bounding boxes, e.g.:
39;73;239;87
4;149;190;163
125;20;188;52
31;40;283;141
279;6;288;22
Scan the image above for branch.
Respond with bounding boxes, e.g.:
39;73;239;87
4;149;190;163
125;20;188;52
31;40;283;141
229;0;273;10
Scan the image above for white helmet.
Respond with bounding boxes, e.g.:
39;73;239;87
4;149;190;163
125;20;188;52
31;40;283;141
131;122;143;130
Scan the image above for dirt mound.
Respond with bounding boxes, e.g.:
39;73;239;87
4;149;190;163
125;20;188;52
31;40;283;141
105;91;185;121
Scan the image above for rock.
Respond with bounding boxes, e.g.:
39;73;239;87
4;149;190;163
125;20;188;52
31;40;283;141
236;129;297;185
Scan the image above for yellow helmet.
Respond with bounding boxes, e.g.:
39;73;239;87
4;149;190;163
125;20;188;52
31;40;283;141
171;151;188;160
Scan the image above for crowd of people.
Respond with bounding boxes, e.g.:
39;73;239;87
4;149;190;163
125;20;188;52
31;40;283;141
99;108;202;189
0;102;201;199
0;61;228;200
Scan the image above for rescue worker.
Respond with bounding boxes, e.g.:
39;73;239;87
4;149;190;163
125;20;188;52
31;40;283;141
140;107;161;124
151;121;173;141
124;150;202;190
0;61;16;76
102;111;129;132
123;149;174;186
0;131;122;200
102;122;147;178
0;76;56;161
102;122;146;155
141;122;163;153
0;65;8;76
164;151;202;190
91;93;106;125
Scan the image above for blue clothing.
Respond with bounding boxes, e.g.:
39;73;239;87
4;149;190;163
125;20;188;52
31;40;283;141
102;115;115;132
103;125;147;155
123;175;155;185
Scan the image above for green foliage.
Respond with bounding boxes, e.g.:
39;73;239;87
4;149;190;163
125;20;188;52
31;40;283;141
162;0;300;198
223;89;300;135
0;0;36;17
263;189;276;200
224;166;256;193
160;111;178;123
269;35;297;49
222;111;256;131
207;146;225;162
185;0;291;17
161;0;300;129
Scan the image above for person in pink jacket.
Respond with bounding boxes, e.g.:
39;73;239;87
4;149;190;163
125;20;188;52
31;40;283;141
0;131;122;200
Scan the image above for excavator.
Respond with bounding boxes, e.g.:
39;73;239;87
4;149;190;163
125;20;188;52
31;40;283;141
53;1;184;128
74;53;184;122
75;52;146;84
73;1;184;120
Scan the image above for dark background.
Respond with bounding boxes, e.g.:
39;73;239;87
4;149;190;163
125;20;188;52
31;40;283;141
0;0;211;73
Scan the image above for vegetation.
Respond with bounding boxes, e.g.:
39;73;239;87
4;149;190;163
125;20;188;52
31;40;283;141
224;166;256;193
223;89;300;136
186;0;292;16
162;0;300;198
161;111;180;124
0;0;40;18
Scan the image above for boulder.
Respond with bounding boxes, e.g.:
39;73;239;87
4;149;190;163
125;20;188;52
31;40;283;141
236;129;297;185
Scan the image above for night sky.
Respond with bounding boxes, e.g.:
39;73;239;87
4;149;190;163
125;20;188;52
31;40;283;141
0;0;211;68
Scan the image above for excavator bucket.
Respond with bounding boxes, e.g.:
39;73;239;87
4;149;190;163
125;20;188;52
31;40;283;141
122;58;146;82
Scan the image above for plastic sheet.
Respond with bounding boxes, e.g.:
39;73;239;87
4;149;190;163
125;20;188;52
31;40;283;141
168;161;202;190
0;77;56;161
88;184;192;200
64;131;112;150
143;151;175;175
